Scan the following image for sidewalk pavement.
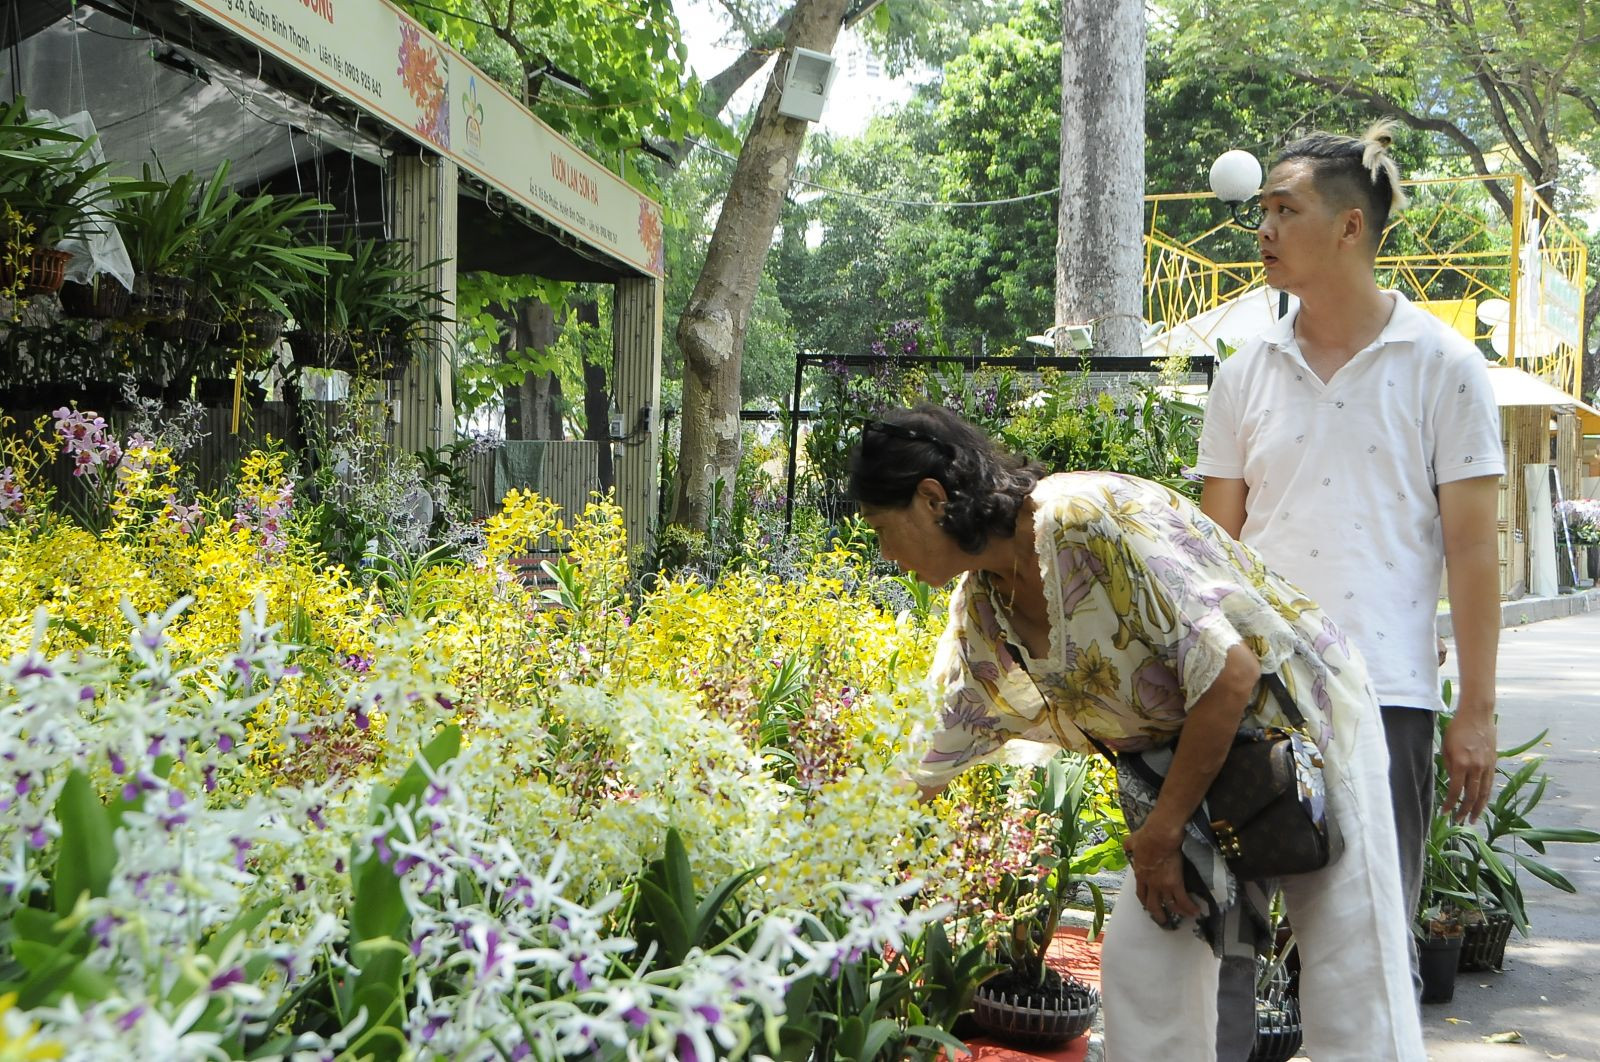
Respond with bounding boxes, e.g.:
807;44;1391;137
1437;585;1600;638
1069;603;1600;1061
1423;608;1600;1061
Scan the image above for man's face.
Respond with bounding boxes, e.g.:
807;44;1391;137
1257;159;1350;294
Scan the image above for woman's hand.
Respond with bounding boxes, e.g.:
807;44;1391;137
1124;821;1199;928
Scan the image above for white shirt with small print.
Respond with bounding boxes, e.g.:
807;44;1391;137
1194;290;1504;711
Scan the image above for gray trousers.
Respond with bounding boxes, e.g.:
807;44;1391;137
1214;705;1433;1059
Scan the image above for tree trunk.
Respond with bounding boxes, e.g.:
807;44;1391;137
1056;0;1145;358
575;299;616;492
501;298;562;440
672;0;851;530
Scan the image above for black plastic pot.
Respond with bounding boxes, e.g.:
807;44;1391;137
970;969;1100;1049
1459;912;1514;972
1419;934;1463;1004
1249;997;1304;1062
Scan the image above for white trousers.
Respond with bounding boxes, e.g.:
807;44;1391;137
1100;696;1425;1061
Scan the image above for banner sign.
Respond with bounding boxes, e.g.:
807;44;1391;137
1540;270;1582;351
175;0;665;277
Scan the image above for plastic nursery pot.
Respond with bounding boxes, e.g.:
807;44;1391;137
1419;934;1464;1004
1249;997;1304;1062
970;967;1101;1049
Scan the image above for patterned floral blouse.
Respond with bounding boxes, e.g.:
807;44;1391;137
917;472;1376;786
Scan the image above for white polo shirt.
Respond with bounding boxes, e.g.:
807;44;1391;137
1194;291;1504;711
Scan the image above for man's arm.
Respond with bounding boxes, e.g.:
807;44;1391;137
1200;477;1249;539
1438;475;1501;822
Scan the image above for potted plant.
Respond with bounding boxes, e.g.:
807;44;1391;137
0;97;114;296
1250;898;1303;1062
284;236;446;379
186;161;343;362
117;166;208;322
968;753;1120;1048
1555;498;1600;583
1453;720;1600;970
1415;804;1478;1004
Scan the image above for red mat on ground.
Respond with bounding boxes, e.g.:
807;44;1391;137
954;926;1104;1062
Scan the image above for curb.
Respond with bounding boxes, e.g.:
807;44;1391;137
1438;586;1600;638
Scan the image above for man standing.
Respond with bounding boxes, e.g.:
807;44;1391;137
1195;124;1503;1056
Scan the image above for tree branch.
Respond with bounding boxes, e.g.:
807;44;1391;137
656;0;886;167
1562;86;1600;124
1294;72;1516;218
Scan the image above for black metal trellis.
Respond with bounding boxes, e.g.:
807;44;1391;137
781;351;1217;531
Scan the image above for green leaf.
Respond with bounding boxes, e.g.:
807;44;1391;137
1513;827;1600;845
1510;852;1576;892
860;1017;902;1060
53;770;115;917
1497;729;1547;758
635;877;692;964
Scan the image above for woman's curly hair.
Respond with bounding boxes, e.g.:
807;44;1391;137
847;405;1044;553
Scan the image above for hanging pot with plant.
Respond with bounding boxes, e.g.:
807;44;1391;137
0;96;144;298
283;235;444;379
186;161;343;357
58;273;132;319
118;166;216;322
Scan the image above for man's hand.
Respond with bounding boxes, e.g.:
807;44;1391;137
1440;709;1497;823
1124;822;1199;928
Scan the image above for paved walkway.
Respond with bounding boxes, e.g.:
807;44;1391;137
1423;609;1600;1061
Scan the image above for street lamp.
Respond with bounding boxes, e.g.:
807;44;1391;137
1209;149;1263;230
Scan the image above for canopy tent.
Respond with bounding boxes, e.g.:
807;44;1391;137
1486;366;1600;434
4;0;666;549
1138;287;1296;360
2;3;646;281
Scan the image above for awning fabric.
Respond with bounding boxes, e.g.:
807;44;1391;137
1486;366;1600;433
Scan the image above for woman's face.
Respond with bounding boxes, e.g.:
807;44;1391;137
860;481;969;586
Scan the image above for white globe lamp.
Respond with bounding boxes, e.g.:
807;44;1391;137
1209;150;1263;205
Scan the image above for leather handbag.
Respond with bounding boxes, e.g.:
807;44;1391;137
1002;640;1342;882
1201;675;1344;880
1114;673;1344;882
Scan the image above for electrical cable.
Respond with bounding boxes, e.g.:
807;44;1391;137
687;138;1061;210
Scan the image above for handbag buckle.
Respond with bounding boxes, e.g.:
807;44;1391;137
1211;819;1243;859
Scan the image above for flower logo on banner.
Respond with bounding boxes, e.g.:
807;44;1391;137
638;199;665;275
398;18;450;148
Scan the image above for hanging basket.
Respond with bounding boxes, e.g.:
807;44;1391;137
970;970;1100;1049
217;309;285;352
1249;998;1304;1062
59;275;133;320
130;273;192;321
1;247;72;296
1458;912;1514;972
146;312;219;348
286;327;353;371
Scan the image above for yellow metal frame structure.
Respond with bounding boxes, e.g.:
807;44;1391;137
1143;174;1589;399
